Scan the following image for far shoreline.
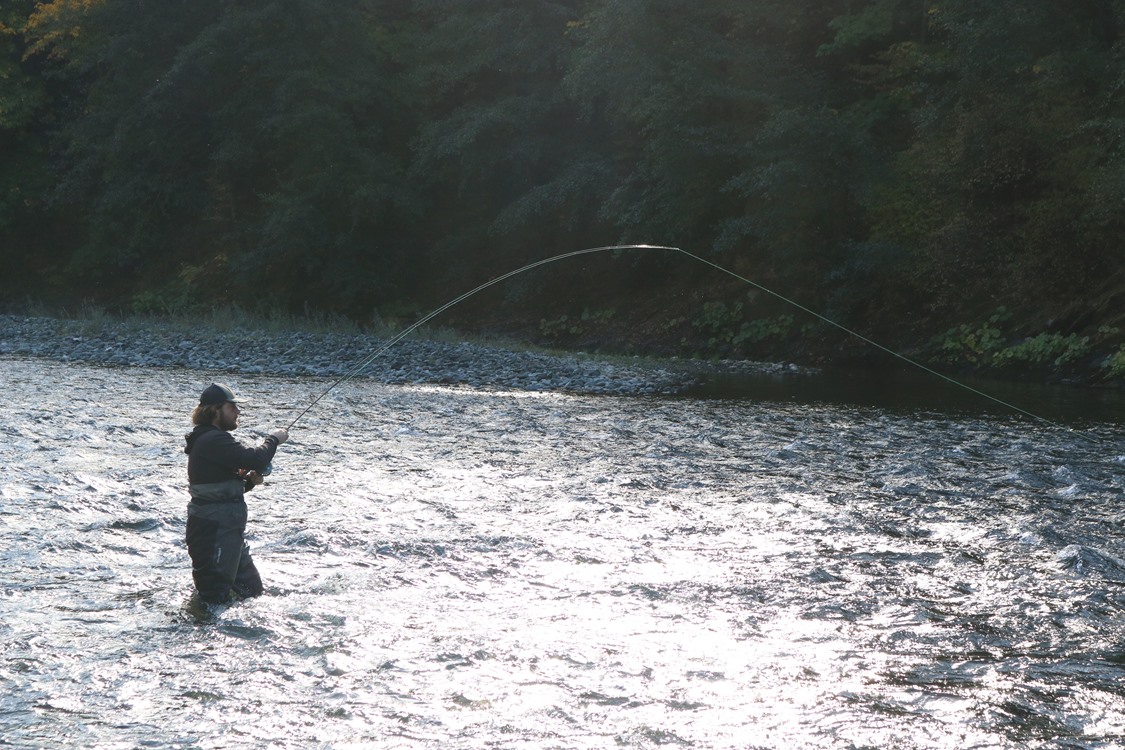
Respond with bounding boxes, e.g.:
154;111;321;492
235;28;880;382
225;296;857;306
0;313;802;398
2;312;1119;404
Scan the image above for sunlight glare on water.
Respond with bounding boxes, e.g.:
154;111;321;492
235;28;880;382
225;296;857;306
1;357;1124;749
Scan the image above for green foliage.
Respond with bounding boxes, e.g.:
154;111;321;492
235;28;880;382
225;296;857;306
20;0;411;309
737;315;796;347
850;0;1125;313
0;2;45;132
130;290;184;317
992;333;1091;369
539;308;616;340
568;0;847;261
692;300;794;355
1096;328;1125;381
1104;346;1125;380
819;2;896;58
929;308;1013;365
692;301;737;330
1;0;1124;383
0;1;64;296
929;308;1100;373
129;277;201;316
408;0;588;276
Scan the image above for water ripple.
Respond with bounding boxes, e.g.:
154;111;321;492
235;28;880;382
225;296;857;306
1;357;1123;749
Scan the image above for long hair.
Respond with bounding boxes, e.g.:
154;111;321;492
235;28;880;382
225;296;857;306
191;404;222;426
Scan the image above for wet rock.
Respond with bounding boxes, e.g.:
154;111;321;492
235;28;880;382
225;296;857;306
0;314;796;396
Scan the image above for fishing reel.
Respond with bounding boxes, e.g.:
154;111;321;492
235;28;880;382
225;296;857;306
238;462;272;491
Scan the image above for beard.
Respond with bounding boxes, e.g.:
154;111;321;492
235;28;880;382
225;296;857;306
218;411;239;431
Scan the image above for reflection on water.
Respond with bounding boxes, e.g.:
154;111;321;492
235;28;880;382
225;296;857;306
686;365;1125;426
1;356;1123;749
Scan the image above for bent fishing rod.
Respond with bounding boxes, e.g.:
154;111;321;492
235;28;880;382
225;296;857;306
285;243;1101;442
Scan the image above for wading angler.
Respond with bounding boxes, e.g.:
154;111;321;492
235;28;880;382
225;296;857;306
183;383;289;604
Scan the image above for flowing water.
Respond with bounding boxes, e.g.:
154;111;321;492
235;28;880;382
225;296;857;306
2;356;1124;749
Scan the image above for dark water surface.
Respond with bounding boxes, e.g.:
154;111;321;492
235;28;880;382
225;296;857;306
2;356;1124;749
687;365;1125;426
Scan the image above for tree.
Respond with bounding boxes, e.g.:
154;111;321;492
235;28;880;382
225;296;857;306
24;0;411;313
0;0;61;302
567;1;784;250
848;0;1125;329
405;0;593;299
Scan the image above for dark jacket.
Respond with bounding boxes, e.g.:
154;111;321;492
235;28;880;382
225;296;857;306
185;425;280;502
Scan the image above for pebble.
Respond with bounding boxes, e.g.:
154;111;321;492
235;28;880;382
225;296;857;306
0;315;662;395
0;315;799;396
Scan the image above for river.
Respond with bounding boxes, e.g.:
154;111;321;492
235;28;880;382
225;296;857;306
1;356;1123;749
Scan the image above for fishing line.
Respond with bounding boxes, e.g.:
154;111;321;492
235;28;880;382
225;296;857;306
285;243;1102;442
285;244;656;429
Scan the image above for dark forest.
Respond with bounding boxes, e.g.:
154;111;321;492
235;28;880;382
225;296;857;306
2;1;1123;383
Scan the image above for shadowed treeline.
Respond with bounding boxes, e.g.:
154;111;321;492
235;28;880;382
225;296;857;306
1;1;1123;381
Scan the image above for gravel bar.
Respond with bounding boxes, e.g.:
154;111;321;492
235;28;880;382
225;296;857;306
0;314;802;396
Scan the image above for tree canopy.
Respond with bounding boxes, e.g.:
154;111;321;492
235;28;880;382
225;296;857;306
2;0;1123;381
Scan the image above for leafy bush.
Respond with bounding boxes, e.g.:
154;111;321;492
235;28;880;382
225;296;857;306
1103;345;1125;379
928;307;1012;365
993;333;1091;368
691;300;793;356
539;308;616;340
692;301;743;341
733;315;795;347
131;288;190;316
928;308;1109;374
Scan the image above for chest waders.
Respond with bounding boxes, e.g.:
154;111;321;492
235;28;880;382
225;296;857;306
186;479;264;603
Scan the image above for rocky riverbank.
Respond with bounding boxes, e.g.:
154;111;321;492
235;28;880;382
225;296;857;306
0;314;801;396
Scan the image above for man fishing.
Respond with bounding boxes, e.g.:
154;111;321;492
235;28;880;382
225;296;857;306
184;382;289;604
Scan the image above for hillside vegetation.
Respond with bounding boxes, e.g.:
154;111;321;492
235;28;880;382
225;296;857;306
1;1;1123;384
